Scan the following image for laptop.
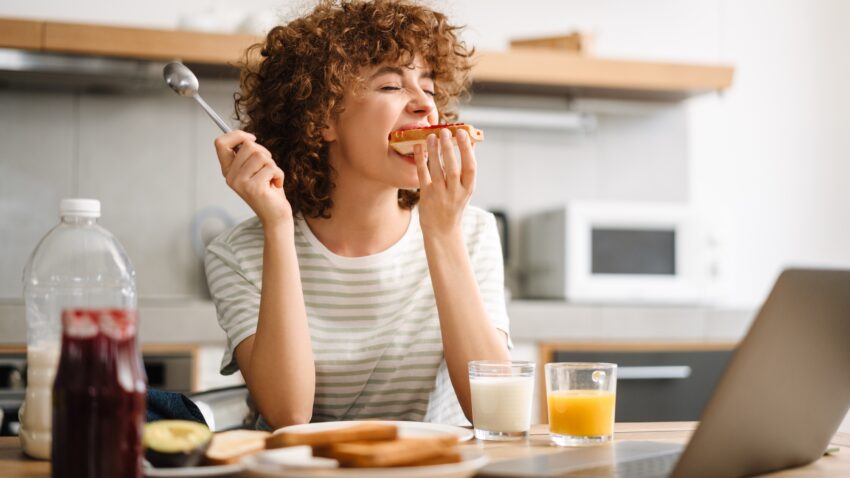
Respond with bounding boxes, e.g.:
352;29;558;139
480;268;850;478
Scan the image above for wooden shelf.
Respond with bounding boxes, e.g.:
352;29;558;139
0;18;43;50
0;18;261;65
42;21;260;65
0;17;734;100
473;49;734;101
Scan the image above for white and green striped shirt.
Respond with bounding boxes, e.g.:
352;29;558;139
205;205;510;426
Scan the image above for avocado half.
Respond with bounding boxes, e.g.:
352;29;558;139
143;420;213;468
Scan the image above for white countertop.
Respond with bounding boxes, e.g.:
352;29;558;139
0;299;225;345
0;299;754;346
506;300;754;343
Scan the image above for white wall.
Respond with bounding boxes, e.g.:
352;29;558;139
448;0;850;305
4;0;848;307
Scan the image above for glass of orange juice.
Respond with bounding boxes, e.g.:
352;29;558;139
545;362;617;446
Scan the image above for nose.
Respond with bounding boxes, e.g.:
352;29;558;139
406;87;434;117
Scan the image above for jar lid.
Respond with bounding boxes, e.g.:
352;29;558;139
59;198;101;218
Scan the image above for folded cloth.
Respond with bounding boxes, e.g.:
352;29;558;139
146;388;208;426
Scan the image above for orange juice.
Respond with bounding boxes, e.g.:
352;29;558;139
548;390;616;437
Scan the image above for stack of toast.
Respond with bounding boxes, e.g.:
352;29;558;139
265;423;462;468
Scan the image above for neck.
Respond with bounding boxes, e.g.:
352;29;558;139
304;183;411;257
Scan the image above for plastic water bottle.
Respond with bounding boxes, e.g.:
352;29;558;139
20;199;138;460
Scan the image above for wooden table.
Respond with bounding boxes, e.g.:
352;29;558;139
2;422;848;477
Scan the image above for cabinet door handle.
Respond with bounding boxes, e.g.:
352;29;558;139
618;366;692;380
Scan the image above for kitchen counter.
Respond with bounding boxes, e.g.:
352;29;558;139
0;299;754;345
507;300;754;342
0;300;224;345
1;423;848;476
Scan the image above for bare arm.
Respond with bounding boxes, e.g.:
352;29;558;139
414;129;510;421
423;230;510;421
215;131;315;428
234;223;314;427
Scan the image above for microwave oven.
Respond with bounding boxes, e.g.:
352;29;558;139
520;202;702;303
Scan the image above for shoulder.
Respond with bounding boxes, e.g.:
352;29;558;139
461;205;497;237
458;206;501;255
206;216;264;260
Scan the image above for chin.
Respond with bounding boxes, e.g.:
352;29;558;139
397;179;421;191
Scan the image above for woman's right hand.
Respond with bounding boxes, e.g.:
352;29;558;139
214;130;293;227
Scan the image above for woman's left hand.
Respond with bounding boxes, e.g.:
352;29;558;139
414;127;476;236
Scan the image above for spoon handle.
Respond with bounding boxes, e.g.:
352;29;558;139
193;93;232;133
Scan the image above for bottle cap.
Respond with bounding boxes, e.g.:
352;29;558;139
59;199;101;218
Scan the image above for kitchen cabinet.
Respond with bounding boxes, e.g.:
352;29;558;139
538;342;735;423
0;17;733;101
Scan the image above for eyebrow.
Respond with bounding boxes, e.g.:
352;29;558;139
369;65;434;80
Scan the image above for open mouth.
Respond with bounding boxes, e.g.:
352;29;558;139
392;148;417;163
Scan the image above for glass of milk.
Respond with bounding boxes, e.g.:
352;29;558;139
468;360;536;441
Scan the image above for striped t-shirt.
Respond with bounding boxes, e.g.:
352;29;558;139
204;205;511;426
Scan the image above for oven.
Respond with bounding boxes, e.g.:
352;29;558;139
0;355;25;436
0;350;194;436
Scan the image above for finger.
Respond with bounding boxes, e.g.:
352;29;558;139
440;128;460;187
252;164;283;190
244;154;271;180
214;130;256;174
413;143;431;188
456;129;477;190
271;166;285;189
228;142;266;183
426;134;443;185
214;130;256;153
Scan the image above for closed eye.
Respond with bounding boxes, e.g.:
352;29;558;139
379;86;435;97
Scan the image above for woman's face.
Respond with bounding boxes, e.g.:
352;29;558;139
324;54;439;192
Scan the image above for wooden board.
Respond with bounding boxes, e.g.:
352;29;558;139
42;21;260;65
0;19;43;50
472;49;734;99
510;32;592;54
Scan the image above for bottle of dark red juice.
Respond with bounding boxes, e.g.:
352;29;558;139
52;309;146;478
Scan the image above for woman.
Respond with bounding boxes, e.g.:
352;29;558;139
205;0;511;430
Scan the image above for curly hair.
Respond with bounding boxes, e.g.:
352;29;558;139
235;0;474;218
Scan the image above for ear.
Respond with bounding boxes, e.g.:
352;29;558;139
321;119;338;142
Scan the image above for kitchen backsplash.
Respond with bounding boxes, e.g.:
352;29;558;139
0;80;689;300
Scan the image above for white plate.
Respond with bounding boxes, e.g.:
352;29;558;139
271;420;474;442
143;462;244;478
244;449;488;478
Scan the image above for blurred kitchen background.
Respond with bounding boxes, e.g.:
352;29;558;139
1;0;849;433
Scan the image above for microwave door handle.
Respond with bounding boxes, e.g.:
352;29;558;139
617;366;692;380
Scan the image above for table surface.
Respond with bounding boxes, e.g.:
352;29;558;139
2;422;848;477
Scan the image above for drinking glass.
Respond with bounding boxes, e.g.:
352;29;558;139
545;362;617;446
468;360;535;441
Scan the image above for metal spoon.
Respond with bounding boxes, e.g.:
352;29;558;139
163;62;232;133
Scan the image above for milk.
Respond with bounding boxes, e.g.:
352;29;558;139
470;376;534;432
19;344;60;459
